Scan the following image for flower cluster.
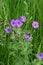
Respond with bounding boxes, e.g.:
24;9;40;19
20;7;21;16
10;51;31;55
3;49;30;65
10;16;26;28
5;16;39;42
5;16;26;33
4;16;41;60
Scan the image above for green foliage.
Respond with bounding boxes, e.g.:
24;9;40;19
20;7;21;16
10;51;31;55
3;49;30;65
0;0;43;65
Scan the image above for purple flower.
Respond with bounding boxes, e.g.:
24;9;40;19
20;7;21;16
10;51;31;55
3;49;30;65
5;26;12;33
10;19;17;27
37;53;43;59
20;16;26;22
25;35;31;41
32;21;39;29
15;19;23;28
25;32;29;35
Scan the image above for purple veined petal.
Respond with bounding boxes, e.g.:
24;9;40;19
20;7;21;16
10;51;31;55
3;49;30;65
10;19;17;27
15;19;23;28
20;16;26;22
25;35;31;41
32;21;39;29
5;26;12;33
